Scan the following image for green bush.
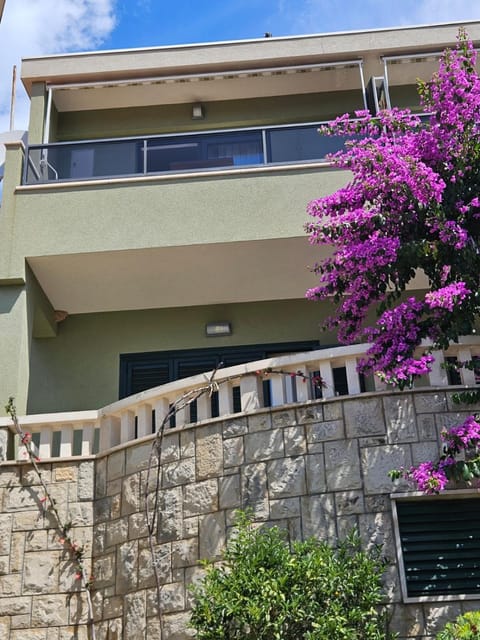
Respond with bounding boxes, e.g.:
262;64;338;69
436;611;480;640
189;511;394;640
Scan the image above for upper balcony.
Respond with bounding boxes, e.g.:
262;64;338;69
23;121;355;185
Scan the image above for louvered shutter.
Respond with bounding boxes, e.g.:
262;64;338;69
396;498;480;597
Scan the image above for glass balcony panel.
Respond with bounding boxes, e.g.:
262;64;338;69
267;125;351;163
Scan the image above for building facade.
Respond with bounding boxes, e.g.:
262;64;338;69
1;21;480;639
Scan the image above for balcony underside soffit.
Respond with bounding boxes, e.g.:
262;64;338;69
51;64;364;112
26;237;328;314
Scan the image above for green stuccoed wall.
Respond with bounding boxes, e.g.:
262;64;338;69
27;298;334;413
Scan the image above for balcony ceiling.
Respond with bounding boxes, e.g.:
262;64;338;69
51;64;362;112
27;237;327;314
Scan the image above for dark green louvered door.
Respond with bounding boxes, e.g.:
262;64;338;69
396;497;480;597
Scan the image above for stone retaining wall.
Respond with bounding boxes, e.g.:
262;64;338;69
0;390;479;638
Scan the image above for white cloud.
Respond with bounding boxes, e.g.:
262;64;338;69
0;0;117;133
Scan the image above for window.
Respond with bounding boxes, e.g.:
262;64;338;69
393;495;480;599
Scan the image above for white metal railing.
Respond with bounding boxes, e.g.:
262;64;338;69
1;339;479;461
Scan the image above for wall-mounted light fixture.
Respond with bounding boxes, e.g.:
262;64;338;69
205;322;231;337
192;103;205;120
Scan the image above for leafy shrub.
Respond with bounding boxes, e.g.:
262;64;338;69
436;611;480;640
189;511;394;640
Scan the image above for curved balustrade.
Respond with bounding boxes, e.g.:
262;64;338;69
1;338;479;461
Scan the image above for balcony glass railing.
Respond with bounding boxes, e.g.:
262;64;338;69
23;121;356;184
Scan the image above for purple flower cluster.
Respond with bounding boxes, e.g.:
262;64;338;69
425;282;471;312
306;30;480;384
401;416;480;494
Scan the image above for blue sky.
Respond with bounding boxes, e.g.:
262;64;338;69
0;0;479;132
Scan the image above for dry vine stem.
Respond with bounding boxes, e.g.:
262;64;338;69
5;398;96;640
144;365;326;633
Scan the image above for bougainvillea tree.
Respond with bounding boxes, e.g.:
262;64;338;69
306;31;480;492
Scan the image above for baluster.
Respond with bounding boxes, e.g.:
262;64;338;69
38;427;52;459
240;375;262;412
99;415;120;452
429;350;448;386
458;348;476;386
81;423;95;456
196;393;211;421
136;404;152;438
345;358;361;395
319;361;335;399
120;410;135;443
270;374;286;406
59;424;73;457
294;366;310;403
153;397;170;431
218;382;234;416
175;403;188;428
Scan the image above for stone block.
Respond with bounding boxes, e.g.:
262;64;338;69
3;486;38;511
139;544;170;587
103;595;124;619
0;595;31;615
424;603;462;637
78;461;94;501
161;433;180;462
383;394;418;443
94;458;107;499
54;464;77;482
283;426;306;456
116;540;138;594
162;612;195;640
223;437;244;467
389;603;425;638
129;512;149;540
301;494;336;541
417;414;437;441
0;467;20;486
172;539;199;568
199;511;225;560
219;474;241;509
323;401;343;421
241;463;267;509
180;430;195;458
23;551;59;594
184;479;218;517
183;516;199;538
160;582;186;613
305;453;326;493
268;457;306;498
306;420;344;443
162;459;195;488
247;412;272;432
361;445;412;494
344;397;385;438
271;409;296;428
223;417;248;438
412;441;443;466
126;442;152;474
0;556;9;575
324;440;362;491
69;502;94;527
0;573;22;596
296;404;323;424
11;630;46;640
244;429;284;463
359;511;396;558
107;450;124;482
124;591;146;640
195;424;223;479
22;466;50;486
94;497;112;524
269;497;300;519
157;486;183;543
414;391;448;414
10;532;25;571
334;490;364;515
105;518;128;548
121;473;140;515
92;553;115;589
0;514;12;554
31;594;69;626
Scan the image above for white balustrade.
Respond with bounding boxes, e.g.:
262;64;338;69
2;338;480;461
